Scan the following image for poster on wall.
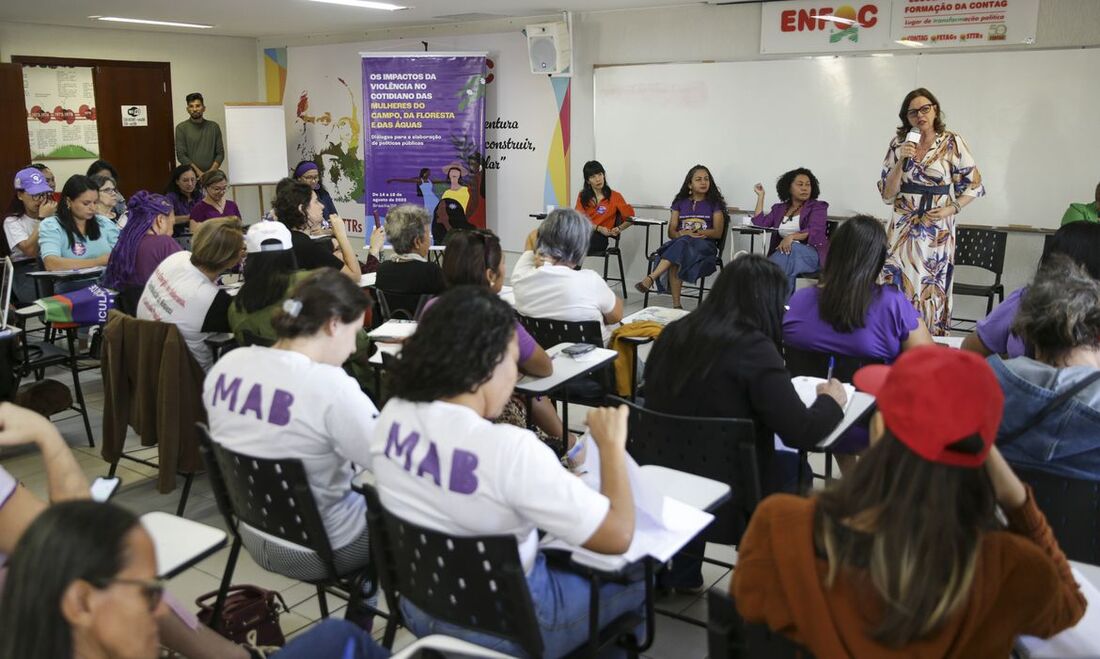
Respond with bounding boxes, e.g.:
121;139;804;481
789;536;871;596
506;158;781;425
283;36;567;251
891;0;1039;48
361;53;488;228
22;66;100;159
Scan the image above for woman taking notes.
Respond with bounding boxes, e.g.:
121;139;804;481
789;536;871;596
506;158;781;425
38;175;120;291
575;160;635;254
879;88;984;335
751;167;829;296
636;164;727;309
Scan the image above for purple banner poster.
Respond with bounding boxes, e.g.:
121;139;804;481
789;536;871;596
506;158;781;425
361;53;488;229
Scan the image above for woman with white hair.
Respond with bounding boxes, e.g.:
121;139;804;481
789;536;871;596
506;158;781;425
513;209;624;344
375;203;445;306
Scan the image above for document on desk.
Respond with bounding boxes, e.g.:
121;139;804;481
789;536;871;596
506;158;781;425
1017;567;1100;657
789;376;876;449
28;265;104;276
539;438;714;572
621;306;689;326
368;319;418;341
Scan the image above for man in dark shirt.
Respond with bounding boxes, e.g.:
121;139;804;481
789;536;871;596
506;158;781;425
175;93;225;178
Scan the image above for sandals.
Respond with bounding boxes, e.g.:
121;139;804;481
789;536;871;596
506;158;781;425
634;275;654;294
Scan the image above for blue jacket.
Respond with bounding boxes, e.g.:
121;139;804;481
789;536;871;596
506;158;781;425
990;355;1100;481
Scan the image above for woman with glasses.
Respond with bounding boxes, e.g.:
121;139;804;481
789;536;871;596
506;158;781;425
878;88;985;336
87;159;127;219
188;170;242;235
165;164;203;233
293;160;339;223
91;174;127;227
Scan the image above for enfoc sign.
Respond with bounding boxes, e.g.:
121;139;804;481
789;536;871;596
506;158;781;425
762;1;892;53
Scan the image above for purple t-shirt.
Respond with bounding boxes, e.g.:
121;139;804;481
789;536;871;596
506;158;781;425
783;285;920;362
133;235;183;289
976;287;1026;358
422;296;536;363
167;190;202;218
189;199;241;223
670;198;719;233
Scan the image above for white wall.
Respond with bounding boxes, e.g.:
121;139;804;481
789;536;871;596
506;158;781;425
0;22;265;221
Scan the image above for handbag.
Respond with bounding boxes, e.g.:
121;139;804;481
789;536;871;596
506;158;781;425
998;370;1100;447
195;585;288;646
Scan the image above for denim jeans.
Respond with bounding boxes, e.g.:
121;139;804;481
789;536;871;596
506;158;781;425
273;619;390;659
400;552;647;658
769;241;819;297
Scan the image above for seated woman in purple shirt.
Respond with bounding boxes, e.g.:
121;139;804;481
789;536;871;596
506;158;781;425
750;167;829;297
188;170;241;235
783;215;933;464
438;229;585;464
636;165;727;309
165;164;202;237
101;191;182;310
963;221;1100;358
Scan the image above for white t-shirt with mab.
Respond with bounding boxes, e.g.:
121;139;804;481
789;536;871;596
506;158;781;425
137;251;224;371
511;251;618;344
369;399;609;573
4;214;38;261
204;346;379;549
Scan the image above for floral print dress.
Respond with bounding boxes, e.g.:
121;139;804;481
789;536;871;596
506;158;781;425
878;130;984;335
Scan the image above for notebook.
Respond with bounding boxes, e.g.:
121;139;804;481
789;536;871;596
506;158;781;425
789;376;876;449
0;257;13;332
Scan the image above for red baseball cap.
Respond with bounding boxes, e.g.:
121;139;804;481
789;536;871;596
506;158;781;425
853;345;1003;468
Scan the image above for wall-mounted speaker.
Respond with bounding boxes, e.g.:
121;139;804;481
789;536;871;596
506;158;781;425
526;21;571;75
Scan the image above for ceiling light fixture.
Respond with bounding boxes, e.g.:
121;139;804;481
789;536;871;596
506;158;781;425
92;16;213;29
306;0;408;10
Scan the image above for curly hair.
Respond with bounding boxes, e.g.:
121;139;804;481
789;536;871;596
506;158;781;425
273;180;313;230
775;167;820;203
1013;255;1100;364
671;164;726;210
389;286;516;402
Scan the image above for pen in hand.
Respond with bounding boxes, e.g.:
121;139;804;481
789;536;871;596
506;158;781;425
826;356;835;382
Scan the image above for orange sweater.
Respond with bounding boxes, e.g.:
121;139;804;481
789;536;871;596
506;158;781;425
576;191;635;230
732;491;1085;659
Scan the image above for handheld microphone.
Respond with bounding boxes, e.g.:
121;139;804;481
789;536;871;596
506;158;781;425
903;128;921;167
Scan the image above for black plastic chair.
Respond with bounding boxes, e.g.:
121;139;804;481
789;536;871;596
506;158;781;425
516;314;612;453
375;289;428;322
952;227;1007;328
1011;464;1100;564
794;219;839;283
588;226;628;300
707;590;815;659
615;397;758;627
196;424;381;630
356;479;649;656
783;346;884;486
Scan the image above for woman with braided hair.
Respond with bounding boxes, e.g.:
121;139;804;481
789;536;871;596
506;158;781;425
102;191;182;295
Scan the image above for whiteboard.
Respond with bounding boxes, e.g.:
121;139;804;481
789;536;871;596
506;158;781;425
594;49;1100;230
224;104;289;185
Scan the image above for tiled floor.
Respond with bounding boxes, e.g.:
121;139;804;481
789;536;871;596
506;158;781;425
3;292;741;657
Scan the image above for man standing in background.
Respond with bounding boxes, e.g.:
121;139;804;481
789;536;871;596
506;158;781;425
175;93;225;178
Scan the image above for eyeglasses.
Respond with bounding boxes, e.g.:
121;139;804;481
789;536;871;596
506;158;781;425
208;186;228;194
299;173;320;181
906;103;934;119
91;577;165;612
100;187;117;194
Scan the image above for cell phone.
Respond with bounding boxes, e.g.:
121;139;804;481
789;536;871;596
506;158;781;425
90;476;121;502
562;343;596;357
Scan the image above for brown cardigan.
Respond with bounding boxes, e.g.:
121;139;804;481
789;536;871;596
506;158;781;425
732;491;1086;658
101;310;207;493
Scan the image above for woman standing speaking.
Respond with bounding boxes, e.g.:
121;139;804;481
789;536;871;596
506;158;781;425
879;88;984;335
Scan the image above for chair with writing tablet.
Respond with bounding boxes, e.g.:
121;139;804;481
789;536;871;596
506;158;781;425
950;227;1007;331
196;424;385;632
355;478;650;656
586;220;629;300
1011;464;1100;564
615;396;760;627
374;289;429;323
707;589;815;659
